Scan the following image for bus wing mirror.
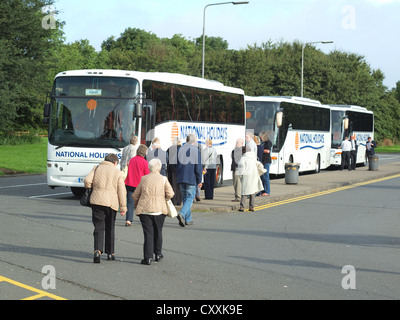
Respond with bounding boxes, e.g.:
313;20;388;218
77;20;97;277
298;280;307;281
135;102;142;118
276;109;283;128
344;117;349;130
43;103;51;118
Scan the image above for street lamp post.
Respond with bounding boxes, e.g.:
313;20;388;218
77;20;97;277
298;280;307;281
202;1;249;78
301;40;334;97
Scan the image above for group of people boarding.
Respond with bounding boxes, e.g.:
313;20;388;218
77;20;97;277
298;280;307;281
83;130;273;265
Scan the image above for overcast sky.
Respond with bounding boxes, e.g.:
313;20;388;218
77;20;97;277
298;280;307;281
52;0;400;89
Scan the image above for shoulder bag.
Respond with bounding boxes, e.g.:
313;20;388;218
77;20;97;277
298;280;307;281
163;177;178;218
80;166;99;207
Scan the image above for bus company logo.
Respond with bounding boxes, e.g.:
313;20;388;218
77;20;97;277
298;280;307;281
299;133;325;150
177;123;228;146
171;123;179;143
295;132;300;151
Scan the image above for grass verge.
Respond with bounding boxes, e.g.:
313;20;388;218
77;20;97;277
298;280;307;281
0;138;47;176
376;145;400;153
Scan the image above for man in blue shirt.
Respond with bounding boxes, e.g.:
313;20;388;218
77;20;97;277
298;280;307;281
176;133;203;227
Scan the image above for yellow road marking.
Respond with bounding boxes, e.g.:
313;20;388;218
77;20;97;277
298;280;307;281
0;275;67;300
253;174;400;212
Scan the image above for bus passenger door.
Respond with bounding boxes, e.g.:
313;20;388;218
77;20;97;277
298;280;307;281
141;100;156;147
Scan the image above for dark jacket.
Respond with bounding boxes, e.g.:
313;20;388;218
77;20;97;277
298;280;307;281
176;143;202;186
231;147;243;171
262;140;272;164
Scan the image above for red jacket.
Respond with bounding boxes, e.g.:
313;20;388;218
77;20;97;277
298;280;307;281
125;155;149;187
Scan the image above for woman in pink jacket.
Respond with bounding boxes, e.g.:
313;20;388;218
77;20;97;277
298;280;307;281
124;144;150;226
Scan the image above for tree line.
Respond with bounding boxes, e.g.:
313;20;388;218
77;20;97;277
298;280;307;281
1;0;400;143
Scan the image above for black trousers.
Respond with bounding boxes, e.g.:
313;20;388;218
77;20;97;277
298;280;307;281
350;150;357;170
204;168;216;199
341;151;351;170
139;214;166;260
92;205;117;254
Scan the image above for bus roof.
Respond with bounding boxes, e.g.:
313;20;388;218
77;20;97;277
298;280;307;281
55;69;245;95
245;95;323;107
328;104;373;113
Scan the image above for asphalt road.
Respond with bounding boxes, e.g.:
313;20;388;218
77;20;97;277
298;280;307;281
1;156;399;302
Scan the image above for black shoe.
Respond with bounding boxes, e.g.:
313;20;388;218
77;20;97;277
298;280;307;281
239;207;245;212
141;258;151;265
107;254;115;261
249;207;255;212
155;254;164;262
93;251;101;263
195;196;201;202
177;214;185;227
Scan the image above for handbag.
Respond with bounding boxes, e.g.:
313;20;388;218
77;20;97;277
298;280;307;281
163;177;178;218
166;199;178;218
80;188;92;207
257;161;267;176
80;165;99;207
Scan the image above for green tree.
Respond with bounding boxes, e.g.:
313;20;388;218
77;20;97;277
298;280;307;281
0;0;61;134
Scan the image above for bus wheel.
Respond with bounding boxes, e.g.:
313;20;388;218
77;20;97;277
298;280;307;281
315;155;321;173
215;160;223;188
71;187;85;197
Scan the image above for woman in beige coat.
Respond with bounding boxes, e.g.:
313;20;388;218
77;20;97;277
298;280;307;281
84;153;127;263
133;158;174;265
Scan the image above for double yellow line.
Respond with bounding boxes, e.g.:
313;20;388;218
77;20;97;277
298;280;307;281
253;174;400;212
0;275;67;300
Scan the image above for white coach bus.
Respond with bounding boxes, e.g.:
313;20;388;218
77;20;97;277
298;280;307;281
245;96;331;175
329;104;374;167
43;70;246;195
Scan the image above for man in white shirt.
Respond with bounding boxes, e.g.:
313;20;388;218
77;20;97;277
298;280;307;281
350;135;358;170
340;136;352;171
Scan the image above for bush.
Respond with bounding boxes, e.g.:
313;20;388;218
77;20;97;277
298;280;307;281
0;132;42;145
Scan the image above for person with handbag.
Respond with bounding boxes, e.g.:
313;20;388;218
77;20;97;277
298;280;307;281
84;153;127;263
133;158;174;265
237;146;264;212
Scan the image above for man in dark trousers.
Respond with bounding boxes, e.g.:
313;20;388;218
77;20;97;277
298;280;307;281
366;136;377;161
340;136;352;171
350;135;358;170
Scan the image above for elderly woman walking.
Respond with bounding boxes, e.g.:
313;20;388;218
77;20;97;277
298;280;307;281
202;138;218;200
124;144;150;226
133;159;174;265
237;146;263;212
84;153;127;263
